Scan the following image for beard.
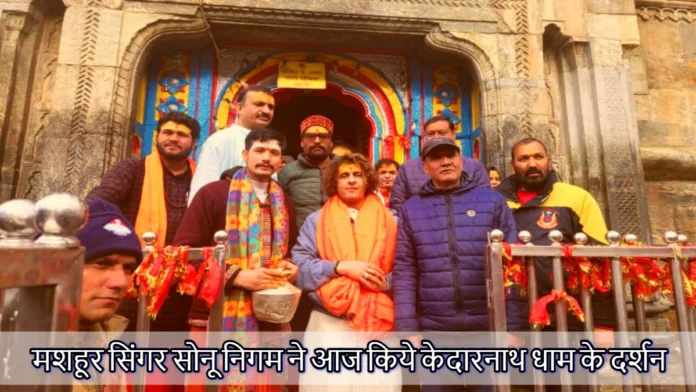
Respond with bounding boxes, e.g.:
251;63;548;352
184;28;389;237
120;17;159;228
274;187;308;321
156;143;191;161
516;167;549;191
305;145;329;162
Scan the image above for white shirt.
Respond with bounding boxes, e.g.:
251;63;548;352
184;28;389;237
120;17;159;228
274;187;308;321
188;124;250;205
251;179;269;204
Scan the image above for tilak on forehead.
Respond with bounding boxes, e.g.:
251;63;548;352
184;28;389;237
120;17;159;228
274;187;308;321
158;123;192;135
338;163;363;175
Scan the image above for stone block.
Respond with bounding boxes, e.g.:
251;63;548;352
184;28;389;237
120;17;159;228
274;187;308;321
586;0;636;15
527;34;544;79
118;12;173;62
587;13;622;40
122;2;198;15
630;55;649;95
638;21;683;60
58;6;122;67
588;38;624;68
652;89;689;126
634;95;655;123
47;64;117;138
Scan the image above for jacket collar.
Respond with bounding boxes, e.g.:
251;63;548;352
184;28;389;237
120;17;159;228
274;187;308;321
419;172;475;197
497;170;558;206
298;153;335;169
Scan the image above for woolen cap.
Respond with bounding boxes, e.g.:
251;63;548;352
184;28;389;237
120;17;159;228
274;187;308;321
76;199;143;263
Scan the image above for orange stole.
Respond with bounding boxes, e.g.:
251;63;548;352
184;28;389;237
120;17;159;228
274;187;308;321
134;149;196;248
315;194;397;333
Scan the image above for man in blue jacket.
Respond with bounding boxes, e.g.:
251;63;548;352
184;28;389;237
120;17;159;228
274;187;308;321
389;114;490;217
393;138;528;391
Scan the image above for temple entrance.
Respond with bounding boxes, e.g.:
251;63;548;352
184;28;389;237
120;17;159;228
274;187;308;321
271;86;372;159
133;46;484;165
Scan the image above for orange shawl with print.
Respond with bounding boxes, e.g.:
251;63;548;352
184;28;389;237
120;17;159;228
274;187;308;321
316;194;397;333
134;149;196;247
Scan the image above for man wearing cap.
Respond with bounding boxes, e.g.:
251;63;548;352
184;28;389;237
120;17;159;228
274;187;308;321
71;199;142;392
389;114;490;217
278;114;335;333
393;138;527;391
278;114;336;231
189;85;275;204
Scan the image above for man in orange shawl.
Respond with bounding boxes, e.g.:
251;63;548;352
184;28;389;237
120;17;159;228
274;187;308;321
86;111;199;392
292;153;400;391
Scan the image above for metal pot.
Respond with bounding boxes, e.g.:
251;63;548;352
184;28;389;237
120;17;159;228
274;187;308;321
252;282;302;323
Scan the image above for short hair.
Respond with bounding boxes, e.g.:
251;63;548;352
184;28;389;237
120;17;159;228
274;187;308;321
424;114;455;131
244;128;287;151
375;158;400;172
237;85;273;105
488;166;500;174
332;140;355;153
510;137;548;160
157;111;201;140
321;153;377;198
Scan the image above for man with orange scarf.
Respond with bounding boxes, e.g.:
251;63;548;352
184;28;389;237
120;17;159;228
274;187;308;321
292;153;400;391
86;111;199;334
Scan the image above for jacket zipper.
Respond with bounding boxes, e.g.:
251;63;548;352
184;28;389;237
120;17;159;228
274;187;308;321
445;195;465;328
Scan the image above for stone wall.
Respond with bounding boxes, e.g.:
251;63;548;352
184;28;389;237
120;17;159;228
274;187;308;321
634;0;696;242
0;0;656;241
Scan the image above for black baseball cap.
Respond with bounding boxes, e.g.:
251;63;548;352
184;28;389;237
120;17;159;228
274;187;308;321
420;138;460;158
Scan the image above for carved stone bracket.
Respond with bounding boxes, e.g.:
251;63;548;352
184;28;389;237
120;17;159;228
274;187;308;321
636;6;696;22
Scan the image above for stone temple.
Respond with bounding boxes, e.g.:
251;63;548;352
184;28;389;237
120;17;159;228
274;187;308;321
0;0;694;244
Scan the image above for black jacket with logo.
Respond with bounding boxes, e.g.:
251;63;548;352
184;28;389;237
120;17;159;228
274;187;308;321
497;172;617;330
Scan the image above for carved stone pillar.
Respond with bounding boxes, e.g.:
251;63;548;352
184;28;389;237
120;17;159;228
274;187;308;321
32;1;124;198
0;11;28;200
588;37;652;240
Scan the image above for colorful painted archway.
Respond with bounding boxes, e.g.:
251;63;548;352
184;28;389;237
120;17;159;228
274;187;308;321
215;52;410;163
133;46;483;164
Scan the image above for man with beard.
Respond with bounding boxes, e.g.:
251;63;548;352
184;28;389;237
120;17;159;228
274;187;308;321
278;114;335;231
496;138;616;351
87;110;199;247
188;85;275;204
389;114;490;217
374;158;399;208
278;114;335;333
87;111;199;347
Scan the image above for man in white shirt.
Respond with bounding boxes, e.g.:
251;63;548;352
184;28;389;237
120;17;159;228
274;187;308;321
188;85;275;204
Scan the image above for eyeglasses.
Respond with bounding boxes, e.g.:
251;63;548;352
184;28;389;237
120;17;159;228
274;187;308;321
303;133;331;142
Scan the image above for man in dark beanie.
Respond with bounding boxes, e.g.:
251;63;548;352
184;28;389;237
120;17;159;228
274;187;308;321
76;199;142;332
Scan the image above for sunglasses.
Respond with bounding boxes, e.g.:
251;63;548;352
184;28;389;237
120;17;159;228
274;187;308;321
303;133;331;142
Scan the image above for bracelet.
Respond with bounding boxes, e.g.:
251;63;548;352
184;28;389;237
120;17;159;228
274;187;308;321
333;261;341;276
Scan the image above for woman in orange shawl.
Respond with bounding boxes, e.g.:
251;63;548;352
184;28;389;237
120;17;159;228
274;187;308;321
292;153;400;392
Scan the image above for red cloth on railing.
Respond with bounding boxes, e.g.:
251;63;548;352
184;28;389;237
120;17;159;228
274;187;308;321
501;242;527;295
125;246;222;319
529;289;585;328
562;244;611;294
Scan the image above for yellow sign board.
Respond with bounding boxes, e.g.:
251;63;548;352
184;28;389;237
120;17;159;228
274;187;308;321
277;61;326;90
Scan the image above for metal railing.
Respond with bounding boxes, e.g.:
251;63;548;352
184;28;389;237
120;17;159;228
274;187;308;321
486;229;696;392
0;194;89;392
132;231;228;392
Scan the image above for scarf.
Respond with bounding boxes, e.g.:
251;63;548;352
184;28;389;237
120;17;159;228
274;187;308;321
223;168;289;332
134;149;196;247
316;193;397;333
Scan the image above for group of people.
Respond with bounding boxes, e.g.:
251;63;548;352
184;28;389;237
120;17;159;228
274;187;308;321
69;84;617;392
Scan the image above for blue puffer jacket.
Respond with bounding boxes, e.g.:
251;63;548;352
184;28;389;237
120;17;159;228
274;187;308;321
393;174;529;332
